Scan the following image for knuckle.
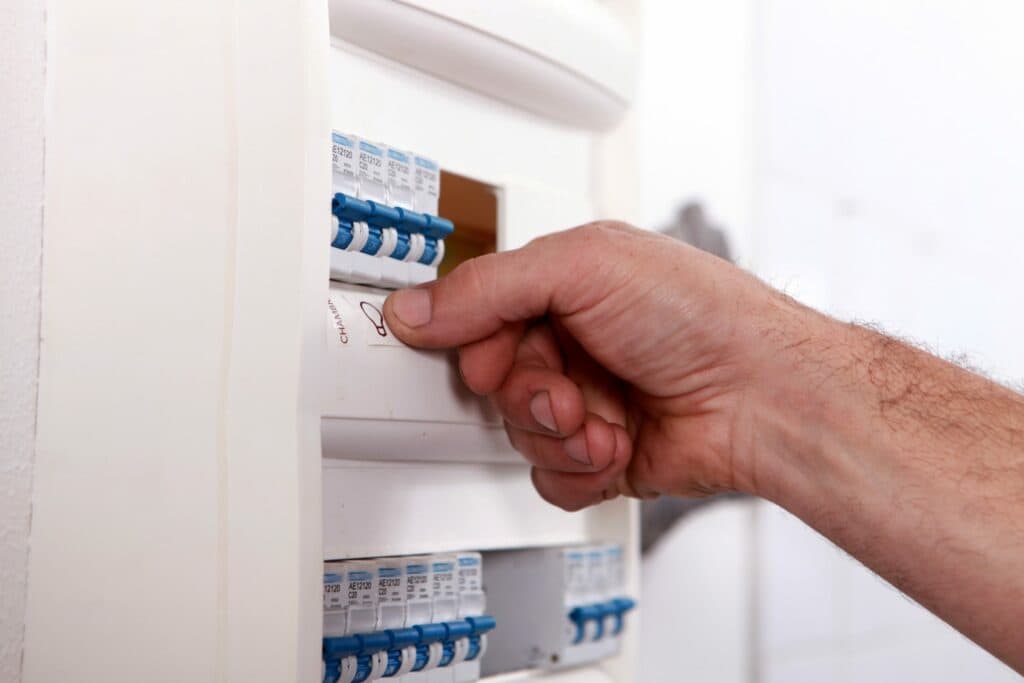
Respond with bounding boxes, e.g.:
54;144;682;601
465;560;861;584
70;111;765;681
562;222;632;262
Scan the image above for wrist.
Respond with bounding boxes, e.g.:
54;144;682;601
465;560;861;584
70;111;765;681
732;302;872;504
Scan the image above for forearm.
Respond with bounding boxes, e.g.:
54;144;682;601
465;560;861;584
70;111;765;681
755;314;1024;671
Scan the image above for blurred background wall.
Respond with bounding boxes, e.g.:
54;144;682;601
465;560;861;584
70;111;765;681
635;1;1024;681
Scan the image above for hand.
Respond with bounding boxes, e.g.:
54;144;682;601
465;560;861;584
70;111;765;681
386;222;1024;671
383;222;818;510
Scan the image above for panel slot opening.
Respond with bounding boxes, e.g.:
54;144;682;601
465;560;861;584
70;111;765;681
438;171;499;277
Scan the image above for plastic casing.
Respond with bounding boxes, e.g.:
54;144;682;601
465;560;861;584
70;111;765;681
23;1;641;682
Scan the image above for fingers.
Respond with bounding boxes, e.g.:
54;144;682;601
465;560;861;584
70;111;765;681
530;423;633;511
384;227;612;349
382;248;550;349
457;323;524;395
506;413;618;472
494;366;586;436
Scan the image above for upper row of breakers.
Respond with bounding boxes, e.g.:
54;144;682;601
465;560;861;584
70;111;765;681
332;132;440;216
330;131;454;289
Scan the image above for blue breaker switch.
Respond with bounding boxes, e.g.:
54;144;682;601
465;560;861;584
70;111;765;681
419;215;453;267
395;207;429;234
364;201;401;229
440;620;473;667
364;201;403;261
382;627;420;678
609;597;636;636
332;218;355;250
423;214;454;240
418;238;441;267
464;615;496;662
323;658;341;683
410;622;448;675
332;193;372;223
322;635;361;683
591;602;615;641
347;632;390;683
332;194;383;256
568;604;603;644
391;207;431;262
388;229;411;261
323;635;362;660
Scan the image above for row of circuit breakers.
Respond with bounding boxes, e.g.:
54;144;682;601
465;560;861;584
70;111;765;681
322;545;635;682
330;131;452;289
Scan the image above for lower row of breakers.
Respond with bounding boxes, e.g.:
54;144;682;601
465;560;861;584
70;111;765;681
481;544;636;676
330;131;453;289
323;552;494;683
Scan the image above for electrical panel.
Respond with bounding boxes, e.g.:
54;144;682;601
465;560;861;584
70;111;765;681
24;3;641;683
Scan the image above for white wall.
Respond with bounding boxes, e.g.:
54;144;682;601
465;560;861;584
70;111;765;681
640;501;756;683
0;1;45;681
753;1;1024;680
632;0;756;263
755;0;1024;381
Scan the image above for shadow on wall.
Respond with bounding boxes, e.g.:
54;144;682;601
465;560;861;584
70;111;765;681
641;202;745;554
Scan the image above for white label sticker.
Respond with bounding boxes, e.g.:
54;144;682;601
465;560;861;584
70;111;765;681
386;147;415;210
346;567;377;608
604;544;624;593
456;553;482;593
357;140;388;203
585;547;608;601
406;559;432;602
431;559;457;599
324;569;346;611
413;155;440;215
564;549;587;604
332;131;359;196
377;563;406;606
327;296;353;347
326;293;405;349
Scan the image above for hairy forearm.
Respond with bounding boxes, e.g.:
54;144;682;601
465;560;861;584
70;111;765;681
756;314;1024;671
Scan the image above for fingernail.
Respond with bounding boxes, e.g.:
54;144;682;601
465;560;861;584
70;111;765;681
529;392;558;432
390;288;432;327
563;430;592;466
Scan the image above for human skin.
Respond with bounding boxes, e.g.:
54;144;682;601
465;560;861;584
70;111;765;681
383;222;1024;672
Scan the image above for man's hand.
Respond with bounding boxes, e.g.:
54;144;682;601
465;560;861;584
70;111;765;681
384;222;816;509
385;222;1024;673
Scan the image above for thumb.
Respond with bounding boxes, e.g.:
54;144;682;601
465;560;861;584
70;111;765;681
383;232;591;349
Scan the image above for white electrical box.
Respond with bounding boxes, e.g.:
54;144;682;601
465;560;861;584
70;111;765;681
23;1;642;682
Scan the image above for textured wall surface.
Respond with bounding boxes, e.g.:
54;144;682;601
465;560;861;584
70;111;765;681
0;1;45;681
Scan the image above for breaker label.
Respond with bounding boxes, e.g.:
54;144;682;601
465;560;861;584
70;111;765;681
406;562;432;601
326;293;404;350
432;561;457;598
378;565;405;604
324;572;346;610
332;132;359;196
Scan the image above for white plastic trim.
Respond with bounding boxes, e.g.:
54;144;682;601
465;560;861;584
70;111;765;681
329;0;634;130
